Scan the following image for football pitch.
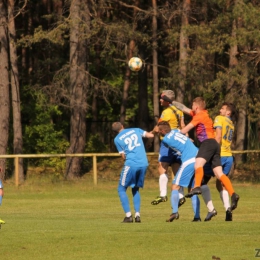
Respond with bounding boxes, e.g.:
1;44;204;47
1;178;259;260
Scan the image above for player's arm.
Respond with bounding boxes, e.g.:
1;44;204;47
150;125;159;134
144;131;155;138
172;101;191;115
161;96;191;114
180;116;185;129
121;153;126;160
179;122;194;135
215;127;222;144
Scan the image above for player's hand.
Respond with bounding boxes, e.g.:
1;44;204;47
161;95;172;103
152;125;159;134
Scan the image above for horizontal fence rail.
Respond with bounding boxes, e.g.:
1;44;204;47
0;150;258;186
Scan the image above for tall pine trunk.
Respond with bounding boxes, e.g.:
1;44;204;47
152;0;159;152
0;1;10;181
65;0;90;179
177;0;190;103
8;0;24;183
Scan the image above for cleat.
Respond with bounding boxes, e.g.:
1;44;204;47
192;217;201;222
151;196;168;205
185;187;202;198
231;193;239;211
204;209;217;221
135;216;141;223
225;208;232;221
122;216;133;223
166;212;179;222
0;218;5;224
178;197;186;208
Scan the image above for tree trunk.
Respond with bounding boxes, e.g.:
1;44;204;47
0;1;10;181
120;39;135;125
65;0;90;179
177;0;190;103
8;0;24;183
152;0;160;152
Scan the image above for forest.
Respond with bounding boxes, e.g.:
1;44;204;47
0;0;260;182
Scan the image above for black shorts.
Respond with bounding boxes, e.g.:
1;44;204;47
196;139;221;168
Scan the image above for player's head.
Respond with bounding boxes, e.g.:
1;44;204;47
192;97;206;112
112;122;124;133
160;90;175;107
157;121;171;136
220;102;237;122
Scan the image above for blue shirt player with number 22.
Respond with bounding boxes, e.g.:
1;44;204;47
112;122;154;223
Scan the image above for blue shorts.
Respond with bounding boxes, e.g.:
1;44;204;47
221;156;233;175
118;165;147;188
158;142;181;164
0;180;3;189
172;157;195;187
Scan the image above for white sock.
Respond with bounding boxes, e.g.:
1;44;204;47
220;190;230;210
159;173;168;197
178;186;184;199
135;212;140;217
126;212;132;217
201;185;214;212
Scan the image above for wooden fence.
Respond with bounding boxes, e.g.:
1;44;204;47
0;150;258;187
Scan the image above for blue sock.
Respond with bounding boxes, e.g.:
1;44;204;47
132;187;140;213
0;195;2;206
192;195;200;218
171;190;179;213
118;185;131;213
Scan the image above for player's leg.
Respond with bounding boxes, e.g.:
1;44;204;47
151;143;171;205
178;186;186;207
0;180;4;224
217;156;233;220
212;165;239;211
132;187;141;222
167;160;194;222
133;166;147;223
200;168;217;221
188;139;219;197
191;195;201;221
117;166;133;223
166;184;180;222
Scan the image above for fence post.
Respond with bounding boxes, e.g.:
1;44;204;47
15;156;19;187
93;155;97;185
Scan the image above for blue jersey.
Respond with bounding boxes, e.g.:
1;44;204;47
114;128;148;167
161;130;198;161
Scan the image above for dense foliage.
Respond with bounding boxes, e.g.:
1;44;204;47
1;0;260;179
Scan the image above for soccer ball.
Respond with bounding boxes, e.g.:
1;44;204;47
128;57;143;72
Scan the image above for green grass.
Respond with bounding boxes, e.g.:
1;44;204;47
1;177;260;260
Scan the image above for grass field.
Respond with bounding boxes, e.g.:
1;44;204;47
1;176;260;260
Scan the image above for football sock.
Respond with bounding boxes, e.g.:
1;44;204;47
179;186;184;199
171;190;179;213
118;185;131;213
126;212;132;217
159;173;168;197
0;195;2;206
191;195;200;219
220;175;234;196
194;167;204;188
200;185;214;212
132;187;141;213
220;190;230;210
135;212;140;218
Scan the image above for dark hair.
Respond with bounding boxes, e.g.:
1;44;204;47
223;102;238;123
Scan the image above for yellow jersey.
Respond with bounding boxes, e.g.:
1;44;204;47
213;115;234;156
158;105;183;140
